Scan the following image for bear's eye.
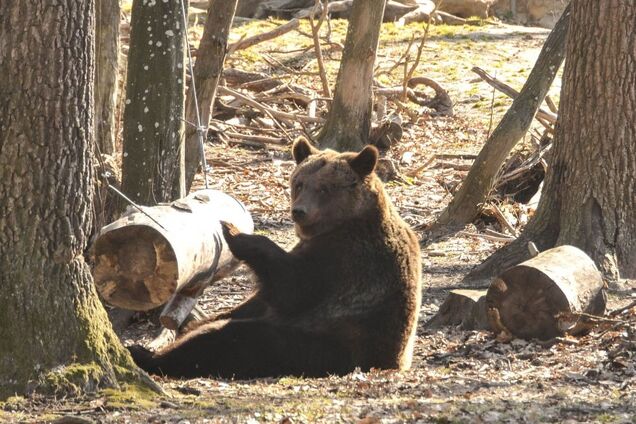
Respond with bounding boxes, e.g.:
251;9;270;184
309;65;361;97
294;182;303;192
318;185;329;194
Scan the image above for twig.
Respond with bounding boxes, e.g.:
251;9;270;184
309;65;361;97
402;0;442;99
227;19;300;55
218;86;324;124
309;0;331;97
225;131;288;145
487;203;518;237
609;300;636;317
459;230;516;243
545;95;558;114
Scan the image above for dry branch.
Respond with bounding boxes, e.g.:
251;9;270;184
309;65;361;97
227;18;300;55
219;86;324;125
472;66;557;125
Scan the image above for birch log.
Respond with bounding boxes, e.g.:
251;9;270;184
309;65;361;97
485;245;606;340
92;190;253;311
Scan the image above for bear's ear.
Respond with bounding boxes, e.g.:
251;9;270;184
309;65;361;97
349;145;378;177
292;137;318;164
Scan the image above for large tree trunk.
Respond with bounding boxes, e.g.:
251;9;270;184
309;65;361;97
184;0;238;192
0;0;154;398
317;0;386;152
121;0;187;205
429;4;569;235
95;0;120;155
465;0;636;287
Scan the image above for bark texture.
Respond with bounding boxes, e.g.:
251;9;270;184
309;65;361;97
431;3;569;233
95;0;120;155
121;0;187;205
317;0;386;152
184;0;238;192
466;0;636;286
0;0;149;398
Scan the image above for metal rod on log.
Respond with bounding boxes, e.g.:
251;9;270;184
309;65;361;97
92;190;253;314
485;245;606;340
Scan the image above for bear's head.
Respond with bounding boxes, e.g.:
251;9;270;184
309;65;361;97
289;137;383;240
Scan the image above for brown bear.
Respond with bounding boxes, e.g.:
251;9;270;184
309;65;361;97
128;138;422;379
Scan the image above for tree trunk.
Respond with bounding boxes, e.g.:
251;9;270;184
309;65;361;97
317;0;386;152
184;0;238;192
121;0;187;206
0;0;155;398
430;3;569;235
465;0;636;286
95;0;120;156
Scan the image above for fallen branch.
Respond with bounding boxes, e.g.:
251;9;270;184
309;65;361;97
218;86;324;124
472;66;557;124
227;18;300;55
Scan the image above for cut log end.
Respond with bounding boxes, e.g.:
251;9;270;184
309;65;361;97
485;245;606;340
93;225;178;310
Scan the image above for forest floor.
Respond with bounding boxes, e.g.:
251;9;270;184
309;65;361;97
4;15;636;424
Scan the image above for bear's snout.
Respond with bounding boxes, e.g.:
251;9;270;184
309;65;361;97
291;206;308;223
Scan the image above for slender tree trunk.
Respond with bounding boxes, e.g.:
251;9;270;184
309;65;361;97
317;0;386;152
95;0;120;156
121;0;187;205
430;3;569;234
0;0;154;398
184;0;238;192
465;0;636;287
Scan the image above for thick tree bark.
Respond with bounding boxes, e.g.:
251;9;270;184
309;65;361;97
121;0;187;205
184;0;238;192
0;0;154;398
95;0;120;155
430;3;569;234
317;0;386;152
465;0;636;286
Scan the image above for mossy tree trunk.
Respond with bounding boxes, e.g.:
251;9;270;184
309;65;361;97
317;0;386;152
121;0;187;205
429;4;569;235
0;0;154;398
465;0;636;287
95;0;120;156
184;0;238;192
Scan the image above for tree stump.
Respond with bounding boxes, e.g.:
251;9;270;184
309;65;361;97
426;289;490;330
485;245;606;340
92;190;253;311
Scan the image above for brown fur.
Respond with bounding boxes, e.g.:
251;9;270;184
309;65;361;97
129;138;422;378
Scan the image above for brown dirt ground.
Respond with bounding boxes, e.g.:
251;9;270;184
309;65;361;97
4;14;636;424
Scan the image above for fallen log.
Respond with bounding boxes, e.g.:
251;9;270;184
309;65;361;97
485;245;606;340
92;190;253;312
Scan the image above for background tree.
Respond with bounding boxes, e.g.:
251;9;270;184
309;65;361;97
184;0;239;192
429;4;569;235
121;0;187;205
466;0;636;286
95;0;120;156
317;0;386;152
0;0;154;397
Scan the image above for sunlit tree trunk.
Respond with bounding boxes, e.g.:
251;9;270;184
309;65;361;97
466;0;636;286
317;0;386;152
0;0;153;398
184;0;238;192
95;0;120;155
121;0;187;205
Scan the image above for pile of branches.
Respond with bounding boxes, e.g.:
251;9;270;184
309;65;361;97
188;7;454;151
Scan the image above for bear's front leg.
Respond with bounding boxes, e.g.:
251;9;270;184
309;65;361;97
221;221;293;282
